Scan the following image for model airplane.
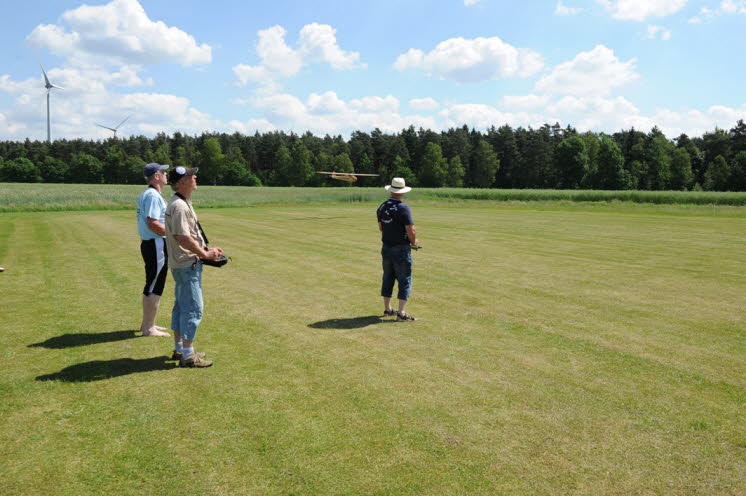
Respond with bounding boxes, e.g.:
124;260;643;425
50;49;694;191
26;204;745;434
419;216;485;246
316;171;380;183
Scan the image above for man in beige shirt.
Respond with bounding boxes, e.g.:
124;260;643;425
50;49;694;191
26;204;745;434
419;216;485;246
165;166;222;368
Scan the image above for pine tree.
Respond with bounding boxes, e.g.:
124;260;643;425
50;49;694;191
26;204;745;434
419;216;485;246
469;140;499;188
703;155;731;191
418;142;448;187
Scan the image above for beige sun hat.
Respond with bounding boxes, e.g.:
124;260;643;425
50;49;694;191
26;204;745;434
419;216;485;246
385;177;412;194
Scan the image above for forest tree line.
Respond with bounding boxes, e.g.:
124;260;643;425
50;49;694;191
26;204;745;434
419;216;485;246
1;120;745;191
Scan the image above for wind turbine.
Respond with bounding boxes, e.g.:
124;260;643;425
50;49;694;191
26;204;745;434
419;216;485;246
96;115;131;138
39;62;63;144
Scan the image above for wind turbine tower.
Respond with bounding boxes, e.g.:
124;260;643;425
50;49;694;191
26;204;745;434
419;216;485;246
39;63;63;143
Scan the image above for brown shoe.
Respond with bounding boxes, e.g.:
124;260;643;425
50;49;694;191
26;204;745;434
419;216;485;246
170;351;206;361
179;353;213;368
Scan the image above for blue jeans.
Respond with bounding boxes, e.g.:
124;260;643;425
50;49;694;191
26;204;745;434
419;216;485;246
381;245;412;301
171;263;203;341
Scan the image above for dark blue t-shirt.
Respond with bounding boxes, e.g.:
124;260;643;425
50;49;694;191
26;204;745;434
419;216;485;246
376;198;413;246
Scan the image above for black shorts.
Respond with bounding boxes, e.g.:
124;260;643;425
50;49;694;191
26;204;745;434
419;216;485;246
140;238;168;296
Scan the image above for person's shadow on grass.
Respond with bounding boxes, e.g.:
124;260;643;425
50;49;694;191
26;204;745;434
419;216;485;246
308;315;392;330
36;356;176;382
28;330;139;349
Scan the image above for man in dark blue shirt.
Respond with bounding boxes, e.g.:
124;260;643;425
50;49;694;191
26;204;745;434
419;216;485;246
376;177;419;321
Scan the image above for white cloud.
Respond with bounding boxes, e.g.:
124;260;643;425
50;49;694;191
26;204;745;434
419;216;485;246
439;103;545;129
558;96;654;131
0;111;26;136
0;75;34;94
437;94;745;138
0;66;271;141
247;89;435;135
299;23;362;70
2;61;744;140
648;104;746;137
232;25;303;87
225;118;276;135
409;97;439;111
546;95;589;115
689;6;716;22
555;1;583;15
232;65;273;87
534;45;639;97
599;0;687;21
707;104;746;122
232;23;363;88
501;94;550;110
464;0;484;5
720;0;746;14
393;49;424;71
256;25;304;77
349;95;399;113
308;91;348;114
26;0;211;66
646;24;672;39
689;1;746;22
393;36;544;82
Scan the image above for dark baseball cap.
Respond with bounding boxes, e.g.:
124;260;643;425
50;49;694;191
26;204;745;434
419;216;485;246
168;166;199;184
143;162;169;177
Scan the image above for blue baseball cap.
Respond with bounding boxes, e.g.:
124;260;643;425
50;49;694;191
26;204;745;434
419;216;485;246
143;162;169;178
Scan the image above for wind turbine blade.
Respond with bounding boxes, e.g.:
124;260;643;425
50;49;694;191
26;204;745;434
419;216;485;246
38;62;51;87
51;84;64;90
115;115;131;129
96;124;116;132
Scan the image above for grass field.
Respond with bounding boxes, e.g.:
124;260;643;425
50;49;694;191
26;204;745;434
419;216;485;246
0;189;745;495
3;183;746;212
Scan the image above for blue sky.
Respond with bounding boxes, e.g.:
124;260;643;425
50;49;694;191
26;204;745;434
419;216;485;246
0;0;744;141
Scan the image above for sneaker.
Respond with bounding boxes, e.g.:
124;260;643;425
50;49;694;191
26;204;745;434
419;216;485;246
396;312;417;322
170;351;206;361
179;353;213;368
383;309;397;317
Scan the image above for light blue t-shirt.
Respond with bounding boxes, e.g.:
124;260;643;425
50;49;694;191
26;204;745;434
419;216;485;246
137;186;167;240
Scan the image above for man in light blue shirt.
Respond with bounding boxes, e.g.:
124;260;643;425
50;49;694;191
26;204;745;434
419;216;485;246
137;162;171;337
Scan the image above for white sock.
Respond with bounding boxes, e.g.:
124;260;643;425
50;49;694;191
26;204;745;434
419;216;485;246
182;347;194;359
174;341;183;353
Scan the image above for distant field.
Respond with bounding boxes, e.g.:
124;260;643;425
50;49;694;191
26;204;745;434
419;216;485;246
2;182;746;212
0;197;744;495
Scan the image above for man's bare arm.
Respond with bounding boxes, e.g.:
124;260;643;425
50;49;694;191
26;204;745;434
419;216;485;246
405;224;418;246
175;234;222;260
146;217;165;236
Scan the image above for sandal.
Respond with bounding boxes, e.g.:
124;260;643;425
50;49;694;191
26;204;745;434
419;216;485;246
383;309;397;316
396;312;417;322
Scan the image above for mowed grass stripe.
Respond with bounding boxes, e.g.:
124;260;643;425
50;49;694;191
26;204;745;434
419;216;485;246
410;206;744;386
0;203;744;495
1;212;191;495
193;204;744;414
195;202;740;472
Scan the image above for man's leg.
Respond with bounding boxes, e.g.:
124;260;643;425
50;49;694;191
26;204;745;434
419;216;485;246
381;247;397;315
383;296;394;314
175;264;211;368
394;248;416;321
141;294;170;336
170;271;185;359
140;239;169;336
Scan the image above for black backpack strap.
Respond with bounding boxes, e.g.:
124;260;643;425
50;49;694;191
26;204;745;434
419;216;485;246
196;221;209;246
